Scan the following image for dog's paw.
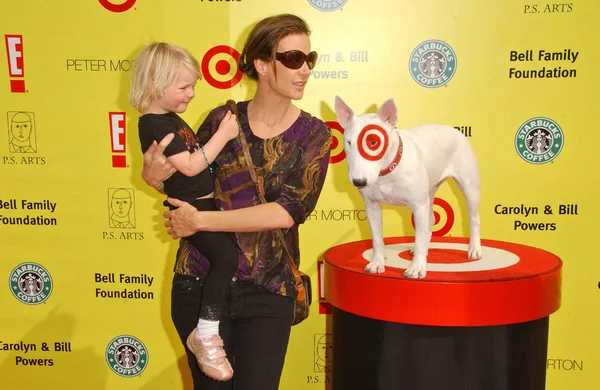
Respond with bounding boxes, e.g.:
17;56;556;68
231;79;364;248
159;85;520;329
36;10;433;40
403;261;426;279
468;245;482;260
364;261;385;274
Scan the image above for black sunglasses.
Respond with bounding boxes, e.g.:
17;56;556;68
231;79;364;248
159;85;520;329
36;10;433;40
275;50;318;70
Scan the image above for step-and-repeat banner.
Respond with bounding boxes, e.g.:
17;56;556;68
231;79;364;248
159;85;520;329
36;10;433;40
1;0;597;389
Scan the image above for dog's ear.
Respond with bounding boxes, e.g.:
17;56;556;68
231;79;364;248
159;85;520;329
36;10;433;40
334;96;354;127
377;99;398;126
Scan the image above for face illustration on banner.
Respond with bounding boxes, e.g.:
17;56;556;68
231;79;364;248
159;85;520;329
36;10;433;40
9;262;53;305
108;188;135;228
201;45;243;89
314;334;333;372
515;117;564;164
105;335;148;377
8;111;37;153
409;40;457;88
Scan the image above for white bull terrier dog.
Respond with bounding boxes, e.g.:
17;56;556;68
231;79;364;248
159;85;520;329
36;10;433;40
334;96;482;279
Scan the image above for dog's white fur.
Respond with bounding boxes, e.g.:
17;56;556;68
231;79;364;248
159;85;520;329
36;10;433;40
334;97;482;279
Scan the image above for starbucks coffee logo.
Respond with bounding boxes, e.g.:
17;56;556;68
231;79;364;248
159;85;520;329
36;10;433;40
307;0;348;12
105;335;148;377
409;40;457;88
9;262;52;304
515;117;564;164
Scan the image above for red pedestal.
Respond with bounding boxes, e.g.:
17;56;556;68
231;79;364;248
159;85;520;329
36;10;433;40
324;236;561;326
323;237;562;390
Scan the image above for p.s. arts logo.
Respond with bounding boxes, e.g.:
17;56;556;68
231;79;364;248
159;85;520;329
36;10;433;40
9;262;53;305
8;111;37;153
99;0;136;13
308;333;333;383
104;188;145;240
314;334;332;372
108;112;127;167
4;111;46;165
515;117;564;164
108;188;136;228
4;35;25;93
105;335;148;377
308;0;348;12
201;45;243;89
409;40;457;88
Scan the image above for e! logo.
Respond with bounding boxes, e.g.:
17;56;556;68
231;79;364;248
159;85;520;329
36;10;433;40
98;0;136;13
4;35;25;93
109;112;127;168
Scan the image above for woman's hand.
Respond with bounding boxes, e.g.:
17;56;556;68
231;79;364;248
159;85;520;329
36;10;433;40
142;133;177;191
164;198;201;239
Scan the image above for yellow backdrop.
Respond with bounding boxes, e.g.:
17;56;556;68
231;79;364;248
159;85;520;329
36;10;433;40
1;0;598;389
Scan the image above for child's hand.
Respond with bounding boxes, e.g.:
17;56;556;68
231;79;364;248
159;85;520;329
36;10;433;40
217;110;239;141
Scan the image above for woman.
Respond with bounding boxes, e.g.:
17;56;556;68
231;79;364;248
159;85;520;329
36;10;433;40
142;13;332;390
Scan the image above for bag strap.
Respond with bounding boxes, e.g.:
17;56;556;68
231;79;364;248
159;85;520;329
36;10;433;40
226;99;306;302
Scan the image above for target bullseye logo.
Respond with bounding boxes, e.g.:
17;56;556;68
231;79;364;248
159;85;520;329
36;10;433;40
363;242;519;272
99;0;136;12
326;121;346;164
201;45;243;90
410;197;455;236
357;124;388;161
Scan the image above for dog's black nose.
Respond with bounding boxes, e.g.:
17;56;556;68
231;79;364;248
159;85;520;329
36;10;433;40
352;178;367;187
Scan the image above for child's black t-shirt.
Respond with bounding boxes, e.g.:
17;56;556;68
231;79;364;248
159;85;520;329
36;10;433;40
138;112;214;202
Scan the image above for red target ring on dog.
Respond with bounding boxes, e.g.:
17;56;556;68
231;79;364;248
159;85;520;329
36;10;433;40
358;124;388;161
201;45;243;89
410;197;455;236
327;121;346;164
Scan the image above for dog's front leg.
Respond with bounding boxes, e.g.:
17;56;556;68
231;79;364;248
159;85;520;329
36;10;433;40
364;200;386;273
404;203;430;279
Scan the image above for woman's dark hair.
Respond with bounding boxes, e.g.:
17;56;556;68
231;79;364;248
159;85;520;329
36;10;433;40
238;14;311;80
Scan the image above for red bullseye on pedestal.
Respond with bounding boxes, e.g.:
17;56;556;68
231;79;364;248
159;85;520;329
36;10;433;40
323;237;562;326
398;248;464;263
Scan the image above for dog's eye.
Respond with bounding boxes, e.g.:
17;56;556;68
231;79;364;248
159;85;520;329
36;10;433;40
346;141;351;147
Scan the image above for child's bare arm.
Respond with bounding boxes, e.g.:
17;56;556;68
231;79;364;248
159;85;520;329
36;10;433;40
166;111;238;177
